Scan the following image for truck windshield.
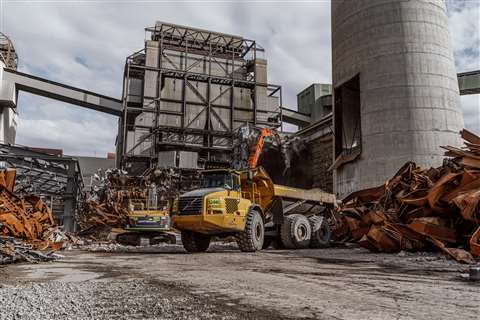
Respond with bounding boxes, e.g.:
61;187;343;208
202;173;233;189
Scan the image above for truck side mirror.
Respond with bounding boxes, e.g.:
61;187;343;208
247;170;254;181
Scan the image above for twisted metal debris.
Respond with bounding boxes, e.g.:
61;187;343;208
0;168;66;264
334;129;480;264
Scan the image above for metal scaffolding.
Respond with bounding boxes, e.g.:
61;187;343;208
117;22;283;174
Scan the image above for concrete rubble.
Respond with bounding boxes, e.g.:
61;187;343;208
333;129;480;264
0;236;64;264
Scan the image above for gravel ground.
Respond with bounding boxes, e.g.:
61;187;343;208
1;244;479;320
0;278;281;320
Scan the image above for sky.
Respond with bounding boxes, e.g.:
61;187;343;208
0;0;479;157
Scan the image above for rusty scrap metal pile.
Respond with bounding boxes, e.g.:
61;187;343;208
0;169;66;264
77;169;144;236
334;129;480;264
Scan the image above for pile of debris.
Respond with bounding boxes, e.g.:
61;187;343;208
0;169;66;264
77;168;199;238
334;129;480;264
77;169;141;237
232;123;309;186
0;236;63;264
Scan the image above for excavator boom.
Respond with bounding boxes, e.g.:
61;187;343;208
248;127;275;168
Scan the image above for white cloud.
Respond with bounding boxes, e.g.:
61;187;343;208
1;0;479;155
17;110;117;156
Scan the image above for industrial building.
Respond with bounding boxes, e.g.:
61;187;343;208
116;22;283;175
296;83;332;129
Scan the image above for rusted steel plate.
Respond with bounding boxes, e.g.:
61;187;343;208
408;218;457;244
430;237;475;264
470;227;480;257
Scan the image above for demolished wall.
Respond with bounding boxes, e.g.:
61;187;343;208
291;114;334;193
232;123;312;188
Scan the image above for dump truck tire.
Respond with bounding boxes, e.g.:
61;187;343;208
281;214;311;249
236;209;264;252
181;231;211;253
309;215;331;248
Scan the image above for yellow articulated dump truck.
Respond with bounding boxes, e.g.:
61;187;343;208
171;166;336;252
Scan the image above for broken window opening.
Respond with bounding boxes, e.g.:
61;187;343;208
332;74;361;170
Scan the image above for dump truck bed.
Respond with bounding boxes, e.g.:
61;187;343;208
273;184;336;204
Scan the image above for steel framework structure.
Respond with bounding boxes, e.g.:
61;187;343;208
0;144;84;232
117;22;282;174
0;32;17;69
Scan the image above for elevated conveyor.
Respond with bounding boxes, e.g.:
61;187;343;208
1;67;122;116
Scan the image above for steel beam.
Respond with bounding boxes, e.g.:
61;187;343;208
280;107;311;127
62;161;76;232
458;70;480;95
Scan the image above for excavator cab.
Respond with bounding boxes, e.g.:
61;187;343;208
125;195;171;232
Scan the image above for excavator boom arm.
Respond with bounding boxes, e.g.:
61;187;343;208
248;128;275;168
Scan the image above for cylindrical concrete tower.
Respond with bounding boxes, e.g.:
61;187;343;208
332;0;464;198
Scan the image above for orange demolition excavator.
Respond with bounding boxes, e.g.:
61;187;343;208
248;127;276;169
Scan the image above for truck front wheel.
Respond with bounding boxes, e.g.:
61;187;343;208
181;231;211;253
236;209;264;252
281;214;312;249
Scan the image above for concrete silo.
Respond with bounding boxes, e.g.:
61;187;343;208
331;0;464;198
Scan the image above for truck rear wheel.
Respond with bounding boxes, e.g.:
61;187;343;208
309;216;331;248
281;214;311;249
181;231;211;253
236;209;264;252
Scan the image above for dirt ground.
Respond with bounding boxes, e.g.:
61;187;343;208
1;244;479;320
